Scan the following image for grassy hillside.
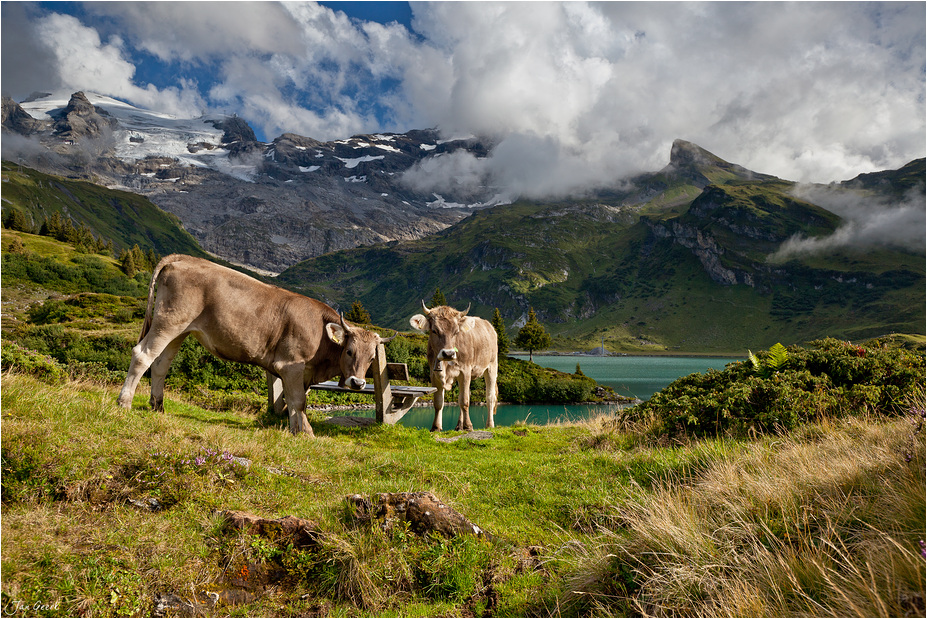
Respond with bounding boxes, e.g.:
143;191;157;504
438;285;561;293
277;176;924;352
0;161;209;258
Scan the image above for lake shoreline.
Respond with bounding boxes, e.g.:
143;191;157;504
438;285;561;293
509;351;747;359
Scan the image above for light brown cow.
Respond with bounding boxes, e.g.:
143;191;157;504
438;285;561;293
118;254;387;436
410;302;498;432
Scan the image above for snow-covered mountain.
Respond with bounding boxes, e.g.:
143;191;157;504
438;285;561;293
3;91;502;272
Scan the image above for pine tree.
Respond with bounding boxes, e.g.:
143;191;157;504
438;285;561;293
129;244;147;271
146;249;159;271
120;248;137;278
63;218;80;244
514;308;551;362
5;209;30;232
43;212;64;239
429;287;447;308
344;300;371;325
491;308;509;356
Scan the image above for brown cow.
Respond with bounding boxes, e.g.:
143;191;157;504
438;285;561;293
117;254;388;436
409;302;498;432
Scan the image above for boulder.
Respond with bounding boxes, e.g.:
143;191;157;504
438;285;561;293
346;491;492;539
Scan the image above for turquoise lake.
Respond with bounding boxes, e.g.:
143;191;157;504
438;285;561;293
342;354;743;429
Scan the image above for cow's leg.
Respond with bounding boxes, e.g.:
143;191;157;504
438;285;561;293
278;365;314;437
148;334;187;412
432;388;445;432
456;373;474;432
484;366;498;429
118;330;183;408
266;371;286;416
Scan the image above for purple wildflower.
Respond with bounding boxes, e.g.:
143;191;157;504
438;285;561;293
195;456;206;466
920;540;925;559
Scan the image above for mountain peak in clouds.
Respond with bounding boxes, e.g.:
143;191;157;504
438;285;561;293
52;91;117;140
665;139;777;188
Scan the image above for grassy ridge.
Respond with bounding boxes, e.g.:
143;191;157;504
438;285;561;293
0;161;208;258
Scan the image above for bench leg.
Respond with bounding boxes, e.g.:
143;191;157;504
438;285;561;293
381;394;419;424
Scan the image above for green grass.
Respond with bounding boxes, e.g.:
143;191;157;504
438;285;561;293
2;370;923;617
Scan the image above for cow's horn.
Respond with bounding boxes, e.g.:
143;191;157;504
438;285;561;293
380;330;398;343
460;302;471;317
340;313;351;330
421;300;432;314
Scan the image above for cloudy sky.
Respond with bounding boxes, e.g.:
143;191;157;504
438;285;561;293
2;1;924;197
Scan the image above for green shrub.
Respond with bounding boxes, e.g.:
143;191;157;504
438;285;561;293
0;341;67;384
498;356;597;404
13;325;133;372
2;251;146;297
635;337;926;438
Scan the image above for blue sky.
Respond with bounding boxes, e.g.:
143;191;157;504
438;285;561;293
2;1;924;195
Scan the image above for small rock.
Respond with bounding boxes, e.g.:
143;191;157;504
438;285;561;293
129;497;162;512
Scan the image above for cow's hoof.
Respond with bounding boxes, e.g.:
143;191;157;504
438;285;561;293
289;413;315;437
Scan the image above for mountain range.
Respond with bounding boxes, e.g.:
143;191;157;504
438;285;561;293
2;91;924;351
3;91;499;272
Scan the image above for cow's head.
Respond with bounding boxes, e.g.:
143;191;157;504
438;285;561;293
325;315;394;390
410;301;475;372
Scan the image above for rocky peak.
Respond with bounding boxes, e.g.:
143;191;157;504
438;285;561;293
670;139;722;168
663;138;776;188
208;116;261;157
1;96;42;135
52;91;117;139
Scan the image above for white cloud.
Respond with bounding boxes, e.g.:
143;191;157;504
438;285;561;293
85;1;304;60
2;1;923;198
771;184;926;259
28;12;205;117
400;1;925;196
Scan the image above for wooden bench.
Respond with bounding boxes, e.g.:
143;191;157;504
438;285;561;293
269;343;435;425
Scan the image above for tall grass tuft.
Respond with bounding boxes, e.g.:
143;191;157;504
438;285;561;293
562;414;926;617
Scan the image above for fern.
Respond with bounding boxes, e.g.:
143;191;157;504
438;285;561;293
767;342;789;373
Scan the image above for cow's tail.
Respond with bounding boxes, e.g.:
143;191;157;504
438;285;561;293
137;254;181;344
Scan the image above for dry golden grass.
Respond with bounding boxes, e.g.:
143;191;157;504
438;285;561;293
564;414;926;617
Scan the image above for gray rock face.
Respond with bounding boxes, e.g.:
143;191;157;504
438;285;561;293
1;96;43;135
51;91;117;139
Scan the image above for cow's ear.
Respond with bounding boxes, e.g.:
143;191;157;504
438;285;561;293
460;316;477;333
325;322;346;345
409;314;429;332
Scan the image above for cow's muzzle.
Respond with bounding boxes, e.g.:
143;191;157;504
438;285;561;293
434;348;458;372
346;376;366;391
438;348;458;361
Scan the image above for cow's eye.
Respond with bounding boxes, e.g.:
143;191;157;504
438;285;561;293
346;349;354;357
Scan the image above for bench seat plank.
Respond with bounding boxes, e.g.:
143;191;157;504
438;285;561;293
310;380;435;397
